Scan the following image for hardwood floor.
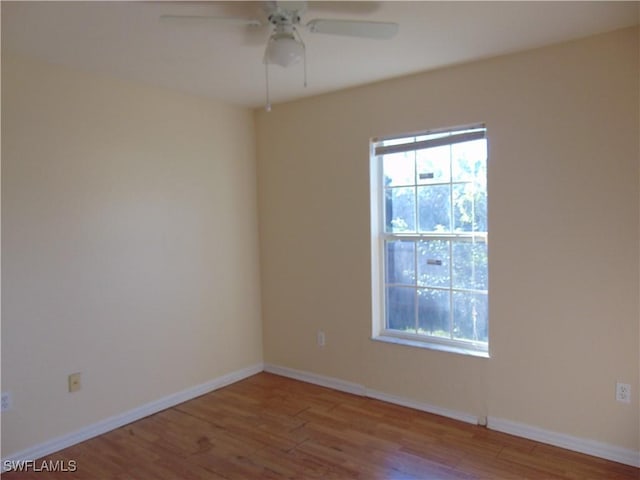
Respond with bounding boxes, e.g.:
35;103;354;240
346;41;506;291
3;372;638;479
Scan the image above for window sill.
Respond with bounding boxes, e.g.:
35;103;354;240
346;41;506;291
372;334;490;358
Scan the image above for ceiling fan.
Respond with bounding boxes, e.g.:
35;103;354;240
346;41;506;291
160;1;399;110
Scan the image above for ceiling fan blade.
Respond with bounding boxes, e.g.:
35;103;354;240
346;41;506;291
306;19;398;39
307;1;381;15
160;15;263;28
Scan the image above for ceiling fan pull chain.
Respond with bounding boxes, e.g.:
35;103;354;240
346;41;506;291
265;62;272;112
303;45;307;88
293;26;307;88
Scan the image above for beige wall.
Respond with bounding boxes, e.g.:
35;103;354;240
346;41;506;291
1;55;263;456
256;27;639;452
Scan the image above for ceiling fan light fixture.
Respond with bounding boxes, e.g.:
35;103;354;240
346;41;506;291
265;33;305;67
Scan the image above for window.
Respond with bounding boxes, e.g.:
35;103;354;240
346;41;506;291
371;124;488;355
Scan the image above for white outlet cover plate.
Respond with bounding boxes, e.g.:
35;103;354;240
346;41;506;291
616;382;631;403
1;392;11;412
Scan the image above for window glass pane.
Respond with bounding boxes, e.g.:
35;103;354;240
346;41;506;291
385;240;415;285
452;139;486;182
418;288;450;338
416;145;450;184
474;188;487;232
386;286;416;333
452;240;488;291
452;183;487;232
417;239;450;287
383;152;414;186
417;185;451;232
385;187;416;232
453;291;488;342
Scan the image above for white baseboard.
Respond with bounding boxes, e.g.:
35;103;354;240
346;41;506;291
263;364;366;395
1;363;264;471
488;416;640;468
264;363;478;425
366;389;479;425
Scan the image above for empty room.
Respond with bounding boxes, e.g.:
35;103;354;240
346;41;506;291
1;1;639;478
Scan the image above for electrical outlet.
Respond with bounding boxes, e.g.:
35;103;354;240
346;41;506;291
1;392;11;412
616;382;631;403
317;330;326;347
68;372;82;393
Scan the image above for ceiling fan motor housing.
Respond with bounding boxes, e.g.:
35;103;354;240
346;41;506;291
268;12;301;26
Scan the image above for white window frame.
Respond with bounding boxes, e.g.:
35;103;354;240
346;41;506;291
370;124;489;357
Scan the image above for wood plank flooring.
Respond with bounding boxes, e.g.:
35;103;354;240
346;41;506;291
3;372;638;479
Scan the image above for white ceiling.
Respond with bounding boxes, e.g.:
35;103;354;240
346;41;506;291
3;1;638;108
